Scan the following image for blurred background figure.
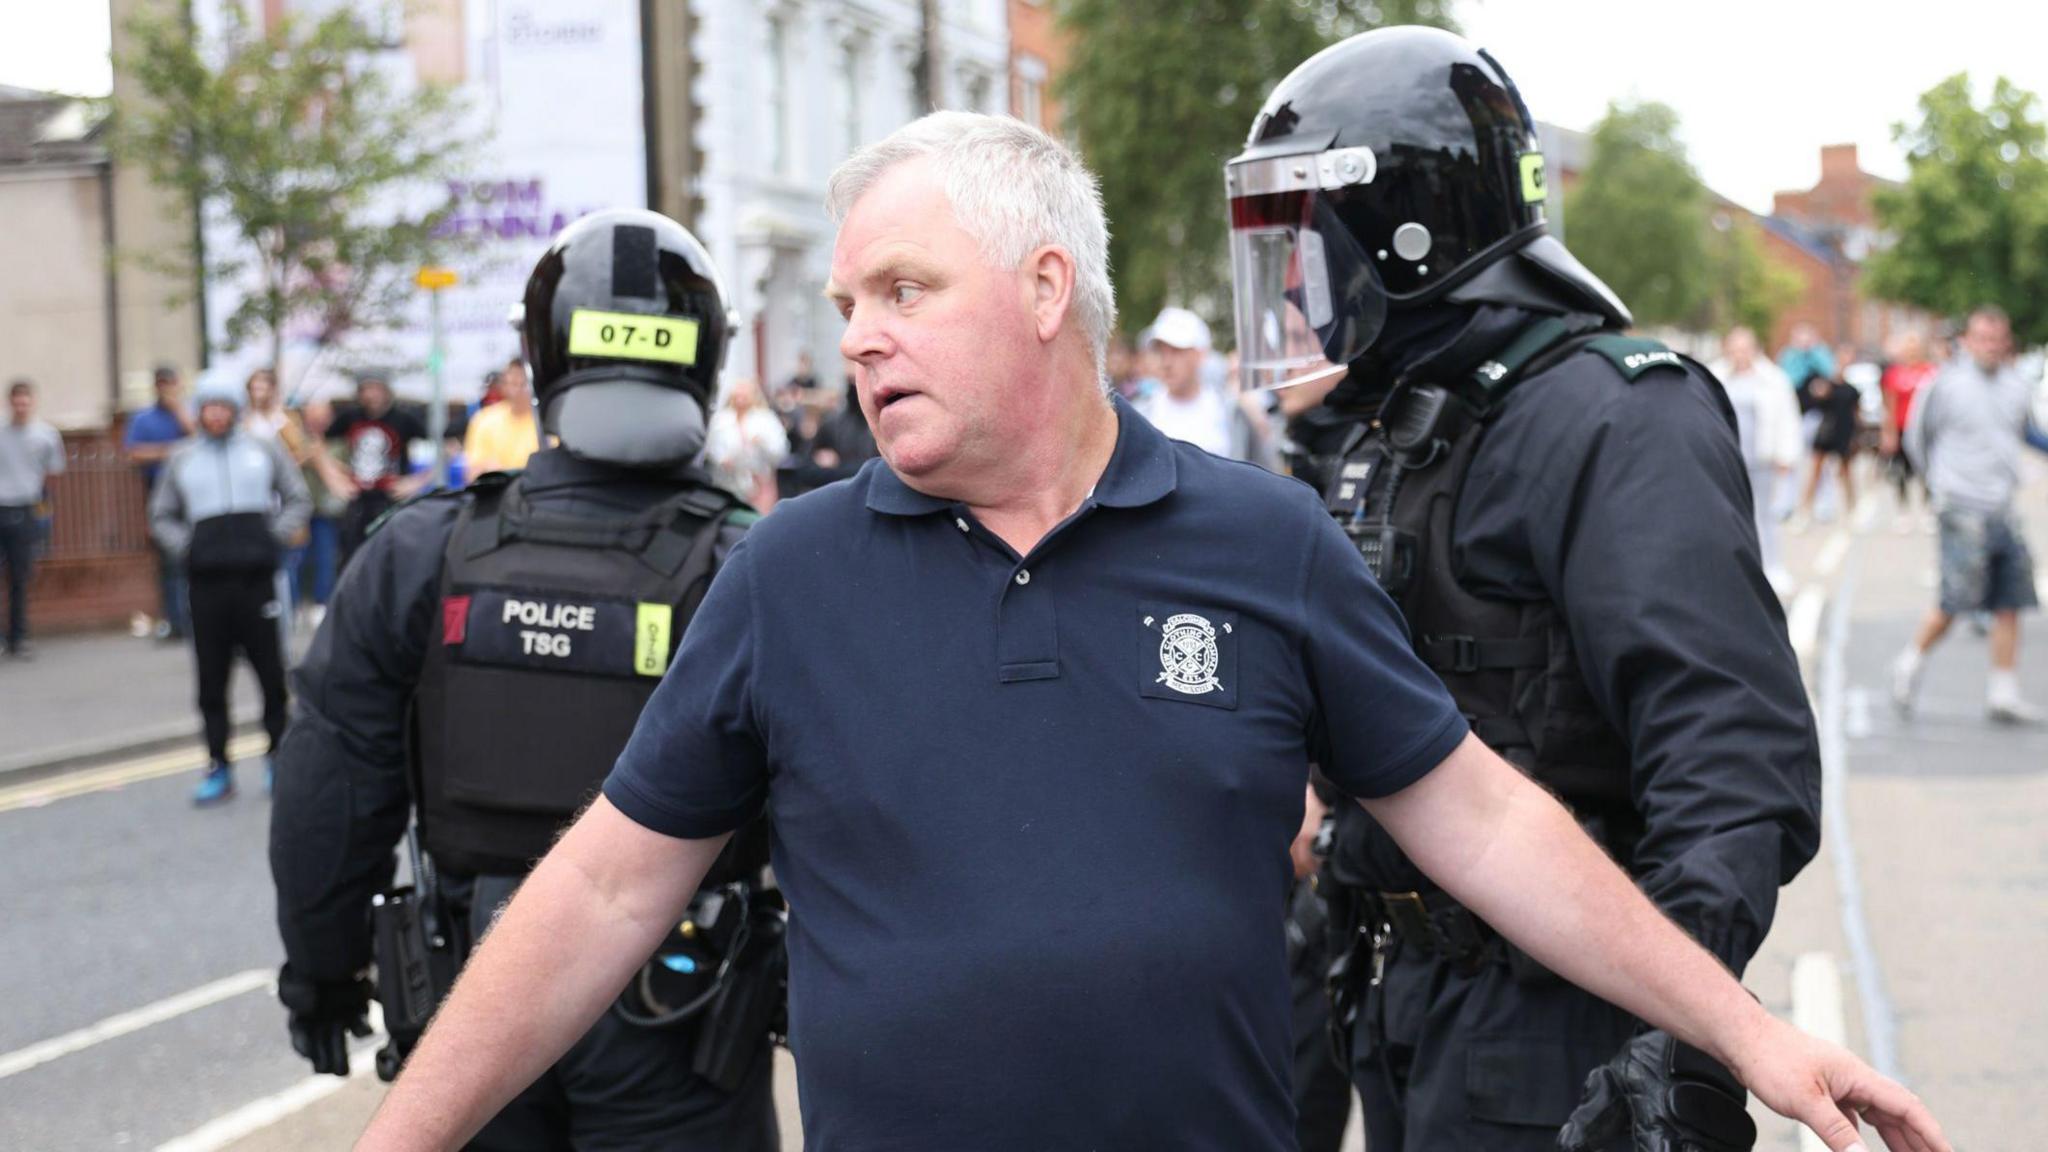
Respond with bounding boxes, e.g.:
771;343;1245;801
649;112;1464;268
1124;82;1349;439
327;371;429;569
123;364;194;642
1881;331;1939;532
1;378;66;659
462;356;540;476
1136;306;1233;456
148;371;309;804
1714;328;1804;593
705;374;789;511
1793;354;1862;528
293;398;346;632
1894;305;2047;724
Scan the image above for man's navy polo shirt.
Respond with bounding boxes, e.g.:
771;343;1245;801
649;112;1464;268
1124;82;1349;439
605;396;1467;1151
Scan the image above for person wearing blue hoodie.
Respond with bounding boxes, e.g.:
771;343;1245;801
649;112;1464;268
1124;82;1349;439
151;370;312;804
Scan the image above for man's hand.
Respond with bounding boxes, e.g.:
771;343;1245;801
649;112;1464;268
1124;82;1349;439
1291;783;1327;881
278;965;374;1077
1723;1014;1946;1152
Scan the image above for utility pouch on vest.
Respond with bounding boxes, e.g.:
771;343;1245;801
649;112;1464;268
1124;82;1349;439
413;477;741;876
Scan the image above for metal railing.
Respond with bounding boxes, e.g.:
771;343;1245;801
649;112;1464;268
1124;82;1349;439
43;435;153;560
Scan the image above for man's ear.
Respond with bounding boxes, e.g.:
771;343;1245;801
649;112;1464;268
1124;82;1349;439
1026;245;1078;346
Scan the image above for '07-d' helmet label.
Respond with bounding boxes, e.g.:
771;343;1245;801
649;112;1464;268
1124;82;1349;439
445;589;673;679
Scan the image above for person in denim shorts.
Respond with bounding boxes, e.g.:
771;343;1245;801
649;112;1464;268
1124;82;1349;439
1893;306;2048;722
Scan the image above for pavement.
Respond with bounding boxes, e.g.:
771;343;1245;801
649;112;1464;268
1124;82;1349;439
0;626;279;780
1;465;2043;1151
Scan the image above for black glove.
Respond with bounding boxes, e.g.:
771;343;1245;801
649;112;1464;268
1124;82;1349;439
1558;1029;1758;1152
278;965;375;1077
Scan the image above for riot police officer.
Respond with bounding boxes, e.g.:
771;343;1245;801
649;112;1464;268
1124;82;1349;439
1226;28;1822;1152
269;209;780;1151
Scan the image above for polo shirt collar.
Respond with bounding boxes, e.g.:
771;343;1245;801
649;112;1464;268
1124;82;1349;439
863;393;1178;516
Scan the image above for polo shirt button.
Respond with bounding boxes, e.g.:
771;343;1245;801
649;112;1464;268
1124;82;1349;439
955;517;969;533
1014;569;1031;586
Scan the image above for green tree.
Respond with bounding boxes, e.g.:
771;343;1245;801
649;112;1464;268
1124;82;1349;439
1865;74;2048;343
1562;100;1709;328
1057;0;1456;340
109;3;478;373
1703;210;1804;338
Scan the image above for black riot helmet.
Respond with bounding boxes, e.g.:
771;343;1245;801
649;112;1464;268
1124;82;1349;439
521;208;735;467
1227;26;1629;390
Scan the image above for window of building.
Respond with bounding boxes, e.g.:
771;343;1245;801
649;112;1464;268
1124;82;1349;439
1014;53;1047;129
967;71;992;114
769;17;792;176
839;39;865;153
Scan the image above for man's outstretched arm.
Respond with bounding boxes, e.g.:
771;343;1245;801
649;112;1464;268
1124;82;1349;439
1368;734;1948;1152
355;799;729;1152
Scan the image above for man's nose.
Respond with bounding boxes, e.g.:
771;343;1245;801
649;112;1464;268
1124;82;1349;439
839;301;890;364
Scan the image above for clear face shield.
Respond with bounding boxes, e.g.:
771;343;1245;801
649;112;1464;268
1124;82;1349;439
1226;147;1387;392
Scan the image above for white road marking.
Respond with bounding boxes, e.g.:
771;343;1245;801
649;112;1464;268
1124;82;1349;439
1817;562;1903;1082
1789;952;1848;1152
0;969;274;1080
1788;586;1826;666
0;734;268;813
1813;529;1852;581
153;1032;383;1152
1843;686;1872;741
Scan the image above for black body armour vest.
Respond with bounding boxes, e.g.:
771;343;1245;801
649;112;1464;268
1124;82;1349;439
1323;317;1641;892
413;474;745;876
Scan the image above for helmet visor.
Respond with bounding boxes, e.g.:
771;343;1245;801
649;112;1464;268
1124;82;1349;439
1228;188;1386;391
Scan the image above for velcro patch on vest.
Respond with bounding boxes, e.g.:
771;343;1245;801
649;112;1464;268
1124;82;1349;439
450;589;673;679
1583;336;1686;381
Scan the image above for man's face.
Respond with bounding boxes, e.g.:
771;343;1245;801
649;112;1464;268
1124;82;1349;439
1790;323;1818;350
198;401;235;437
1152;343;1204;395
359;380;392;416
1723;330;1757;372
8;390;30;423
827;158;1044;484
1963;315;2011;371
501;363;530;406
156;377;181;407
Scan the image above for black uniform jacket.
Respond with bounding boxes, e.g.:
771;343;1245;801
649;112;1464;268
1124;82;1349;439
270;448;745;982
1333;305;1822;974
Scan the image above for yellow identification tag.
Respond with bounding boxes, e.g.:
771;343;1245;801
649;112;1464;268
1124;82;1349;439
567;309;699;366
1519;153;1547;204
634;603;674;677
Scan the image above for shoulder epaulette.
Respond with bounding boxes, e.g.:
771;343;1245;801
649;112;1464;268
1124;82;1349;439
1581;335;1688;382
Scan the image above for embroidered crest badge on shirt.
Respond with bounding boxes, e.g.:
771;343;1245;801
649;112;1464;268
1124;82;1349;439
1157;612;1224;695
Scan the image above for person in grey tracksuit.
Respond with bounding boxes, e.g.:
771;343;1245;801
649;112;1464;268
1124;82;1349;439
150;371;311;803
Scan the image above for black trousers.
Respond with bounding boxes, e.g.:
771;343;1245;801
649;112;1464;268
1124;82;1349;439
1288;882;1352;1152
188;570;290;762
1347;940;1635;1152
338;489;395;576
456;875;781;1152
0;505;35;649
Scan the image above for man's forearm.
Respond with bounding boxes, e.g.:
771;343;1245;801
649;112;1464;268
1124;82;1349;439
358;802;726;1151
1369;736;1768;1065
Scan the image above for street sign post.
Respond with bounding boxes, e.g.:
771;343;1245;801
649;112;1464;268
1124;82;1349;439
414;266;460;488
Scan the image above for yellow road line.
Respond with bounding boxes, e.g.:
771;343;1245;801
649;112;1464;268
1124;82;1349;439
0;733;270;812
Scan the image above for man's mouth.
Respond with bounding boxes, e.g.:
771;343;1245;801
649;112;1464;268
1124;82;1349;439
874;386;920;411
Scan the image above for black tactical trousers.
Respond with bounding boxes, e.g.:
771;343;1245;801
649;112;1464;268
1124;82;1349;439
1347;938;1635;1152
458;875;780;1152
188;570;289;762
1287;883;1352;1152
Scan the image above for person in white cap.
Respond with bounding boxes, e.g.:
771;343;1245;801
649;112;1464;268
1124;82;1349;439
1136;306;1238;457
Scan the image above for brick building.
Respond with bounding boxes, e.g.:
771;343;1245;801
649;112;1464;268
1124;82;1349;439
1761;143;1935;354
1008;0;1065;135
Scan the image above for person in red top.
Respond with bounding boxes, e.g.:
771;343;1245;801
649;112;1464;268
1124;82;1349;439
1880;331;1938;530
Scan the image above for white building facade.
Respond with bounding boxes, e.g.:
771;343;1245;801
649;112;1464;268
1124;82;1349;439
686;0;1010;393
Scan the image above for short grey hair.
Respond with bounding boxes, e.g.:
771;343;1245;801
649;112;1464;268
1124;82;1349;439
826;111;1117;378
